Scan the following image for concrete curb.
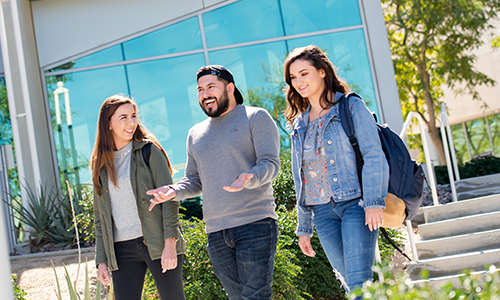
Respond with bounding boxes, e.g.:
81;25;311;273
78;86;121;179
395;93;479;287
9;247;95;262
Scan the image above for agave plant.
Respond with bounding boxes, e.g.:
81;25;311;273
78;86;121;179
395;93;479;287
51;260;101;300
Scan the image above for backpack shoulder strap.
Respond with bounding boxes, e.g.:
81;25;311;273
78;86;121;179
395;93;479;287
142;142;152;168
339;93;364;186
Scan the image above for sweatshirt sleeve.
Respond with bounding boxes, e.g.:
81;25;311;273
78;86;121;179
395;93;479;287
244;109;281;189
172;133;203;200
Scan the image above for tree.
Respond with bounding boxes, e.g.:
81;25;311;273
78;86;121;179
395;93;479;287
382;0;500;165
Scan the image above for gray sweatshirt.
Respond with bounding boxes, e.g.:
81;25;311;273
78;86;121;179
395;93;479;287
173;105;280;233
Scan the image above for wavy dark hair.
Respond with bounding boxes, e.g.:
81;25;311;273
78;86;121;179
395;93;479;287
90;94;173;196
284;45;350;123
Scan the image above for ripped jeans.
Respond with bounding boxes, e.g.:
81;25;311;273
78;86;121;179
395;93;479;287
311;198;378;292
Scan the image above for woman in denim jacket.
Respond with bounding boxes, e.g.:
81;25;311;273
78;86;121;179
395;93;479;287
284;45;389;293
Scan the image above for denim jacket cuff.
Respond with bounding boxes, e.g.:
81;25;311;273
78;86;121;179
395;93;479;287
296;227;313;237
359;198;386;210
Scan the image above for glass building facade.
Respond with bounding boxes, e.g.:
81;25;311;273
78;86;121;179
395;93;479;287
44;0;380;186
451;114;500;165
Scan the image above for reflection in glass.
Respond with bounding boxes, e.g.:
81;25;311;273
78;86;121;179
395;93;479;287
46;45;124;73
488;114;500;156
287;29;378;116
209;42;291;153
451;124;469;165
203;0;283;48
123;17;203;60
466;118;492;159
46;67;129;186
0;78;22;242
280;0;361;35
126;54;206;179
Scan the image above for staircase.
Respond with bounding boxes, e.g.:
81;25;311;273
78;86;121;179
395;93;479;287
407;193;500;286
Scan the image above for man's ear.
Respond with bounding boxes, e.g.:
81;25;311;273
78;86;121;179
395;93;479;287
226;82;235;96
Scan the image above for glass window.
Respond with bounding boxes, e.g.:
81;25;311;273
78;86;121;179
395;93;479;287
202;0;284;48
465;118;492;159
488;114;500;156
451;123;469;165
280;0;362;35
123;17;203;60
0;78;22;242
287;29;379;116
46;66;129;186
46;45;124;73
209;42;291;150
126;54;206;179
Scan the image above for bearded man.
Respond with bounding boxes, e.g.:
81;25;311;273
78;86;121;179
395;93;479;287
147;65;281;300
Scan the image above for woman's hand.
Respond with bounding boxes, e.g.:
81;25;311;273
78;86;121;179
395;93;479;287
147;186;176;211
97;263;112;285
365;207;384;231
161;238;178;273
298;235;316;257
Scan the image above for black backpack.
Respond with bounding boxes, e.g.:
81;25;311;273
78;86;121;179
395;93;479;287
339;93;425;260
142;142;152;168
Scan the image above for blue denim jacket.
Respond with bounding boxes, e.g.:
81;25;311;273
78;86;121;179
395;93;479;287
291;92;389;236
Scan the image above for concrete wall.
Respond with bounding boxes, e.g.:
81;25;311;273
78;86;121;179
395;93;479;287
441;19;500;125
31;0;227;68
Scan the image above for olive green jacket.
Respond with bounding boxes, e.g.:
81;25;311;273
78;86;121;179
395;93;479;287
94;140;186;272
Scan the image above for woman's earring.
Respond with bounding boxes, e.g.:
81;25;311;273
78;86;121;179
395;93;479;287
109;127;112;130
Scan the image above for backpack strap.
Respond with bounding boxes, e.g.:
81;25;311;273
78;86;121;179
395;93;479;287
339;93;364;187
142;142;152;168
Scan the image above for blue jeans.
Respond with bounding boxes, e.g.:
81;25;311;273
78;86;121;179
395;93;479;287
207;218;278;300
312;199;378;292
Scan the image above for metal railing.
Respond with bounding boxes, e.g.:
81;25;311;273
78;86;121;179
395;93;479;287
440;103;460;202
399;112;439;261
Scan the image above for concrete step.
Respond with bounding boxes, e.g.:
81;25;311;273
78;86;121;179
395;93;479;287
456;173;500;200
419;210;500;240
421;194;500;223
407;248;500;280
410;269;492;288
416;228;500;259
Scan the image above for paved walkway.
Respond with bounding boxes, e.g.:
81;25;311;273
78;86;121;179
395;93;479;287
10;248;106;300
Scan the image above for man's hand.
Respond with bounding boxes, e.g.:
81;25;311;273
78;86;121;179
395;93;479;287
161;238;177;273
365;207;384;231
298;235;316;257
146;186;176;211
223;173;254;192
97;263;112;285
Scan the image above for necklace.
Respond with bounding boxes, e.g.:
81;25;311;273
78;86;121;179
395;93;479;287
114;147;132;159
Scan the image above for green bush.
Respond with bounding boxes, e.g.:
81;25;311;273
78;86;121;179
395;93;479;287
73;185;95;243
11;275;27;300
349;263;500;299
435;155;500;184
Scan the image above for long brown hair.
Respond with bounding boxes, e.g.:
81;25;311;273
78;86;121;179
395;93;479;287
90;94;174;196
284;45;350;123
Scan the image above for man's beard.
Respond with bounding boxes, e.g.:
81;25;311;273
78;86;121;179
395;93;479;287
200;89;230;118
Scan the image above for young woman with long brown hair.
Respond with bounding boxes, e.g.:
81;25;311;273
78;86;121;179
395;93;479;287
284;45;389;295
90;94;185;299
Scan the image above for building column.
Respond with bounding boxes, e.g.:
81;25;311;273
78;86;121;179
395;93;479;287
0;0;57;197
361;0;404;131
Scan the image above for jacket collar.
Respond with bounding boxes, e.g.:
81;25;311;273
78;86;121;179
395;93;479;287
292;92;345;132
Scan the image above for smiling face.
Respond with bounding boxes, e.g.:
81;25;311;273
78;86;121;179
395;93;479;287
197;74;236;118
109;103;138;150
289;59;326;104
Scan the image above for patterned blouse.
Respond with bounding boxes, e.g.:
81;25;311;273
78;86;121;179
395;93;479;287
302;114;333;206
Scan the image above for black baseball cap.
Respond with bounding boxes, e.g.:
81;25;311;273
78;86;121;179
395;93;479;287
196;65;244;105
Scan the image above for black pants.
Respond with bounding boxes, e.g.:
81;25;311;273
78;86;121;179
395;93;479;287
112;237;185;300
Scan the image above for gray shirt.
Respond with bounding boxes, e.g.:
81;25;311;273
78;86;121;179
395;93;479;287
108;141;143;242
172;105;280;233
